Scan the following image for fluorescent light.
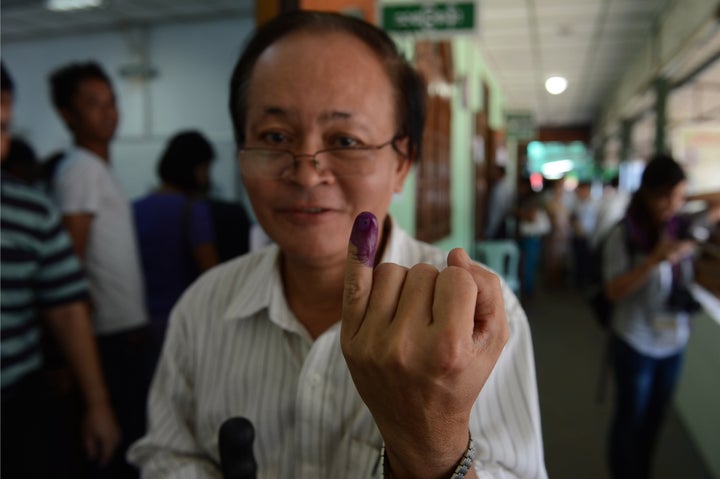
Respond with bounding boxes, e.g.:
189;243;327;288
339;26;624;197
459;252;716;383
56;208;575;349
46;0;102;11
541;159;573;179
545;76;568;95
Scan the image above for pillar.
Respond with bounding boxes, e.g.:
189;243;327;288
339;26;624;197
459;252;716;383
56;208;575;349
654;76;669;155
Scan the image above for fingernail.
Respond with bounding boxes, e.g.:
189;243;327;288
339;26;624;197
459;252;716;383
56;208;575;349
350;212;378;267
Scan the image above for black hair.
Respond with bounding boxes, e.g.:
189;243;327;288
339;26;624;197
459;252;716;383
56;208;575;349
639;153;686;192
1;62;15;96
627;153;687;247
2;137;42;183
228;10;426;161
157;130;215;194
49;61;113;111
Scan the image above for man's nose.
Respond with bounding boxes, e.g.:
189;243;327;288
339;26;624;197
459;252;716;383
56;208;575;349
284;154;331;187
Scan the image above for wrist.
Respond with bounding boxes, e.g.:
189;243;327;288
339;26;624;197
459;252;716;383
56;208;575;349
641;255;660;273
381;431;476;479
82;387;111;409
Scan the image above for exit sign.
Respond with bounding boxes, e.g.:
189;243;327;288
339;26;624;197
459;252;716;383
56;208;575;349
381;3;477;35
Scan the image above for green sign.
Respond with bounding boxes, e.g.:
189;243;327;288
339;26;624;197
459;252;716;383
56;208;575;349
382;3;476;34
505;112;536;141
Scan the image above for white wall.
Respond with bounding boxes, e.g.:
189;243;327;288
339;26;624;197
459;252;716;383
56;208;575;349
2;17;255;202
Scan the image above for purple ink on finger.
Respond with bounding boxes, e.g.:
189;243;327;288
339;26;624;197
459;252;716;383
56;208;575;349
350;211;378;267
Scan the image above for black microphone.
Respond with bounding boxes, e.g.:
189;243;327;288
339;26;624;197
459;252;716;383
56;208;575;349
218;416;258;479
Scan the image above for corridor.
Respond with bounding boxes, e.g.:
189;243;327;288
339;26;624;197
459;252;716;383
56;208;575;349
527;285;714;478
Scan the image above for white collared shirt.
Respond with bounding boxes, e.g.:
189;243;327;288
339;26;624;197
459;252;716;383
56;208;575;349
128;221;547;478
52;147;147;334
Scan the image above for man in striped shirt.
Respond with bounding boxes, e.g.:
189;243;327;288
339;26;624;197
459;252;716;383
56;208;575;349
1;62;119;478
130;13;547;479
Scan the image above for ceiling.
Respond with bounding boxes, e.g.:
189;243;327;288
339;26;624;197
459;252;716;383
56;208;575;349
480;0;669;126
2;0;720;130
1;0;254;38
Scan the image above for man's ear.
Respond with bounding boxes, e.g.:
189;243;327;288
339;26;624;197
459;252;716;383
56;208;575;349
392;136;413;194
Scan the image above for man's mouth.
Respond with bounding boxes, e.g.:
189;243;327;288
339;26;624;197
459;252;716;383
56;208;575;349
298;207;327;214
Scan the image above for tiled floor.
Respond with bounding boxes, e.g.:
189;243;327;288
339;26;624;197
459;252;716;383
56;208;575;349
524;285;713;479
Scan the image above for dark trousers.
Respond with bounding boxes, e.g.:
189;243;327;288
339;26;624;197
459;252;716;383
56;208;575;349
90;326;154;479
1;372;52;479
572;236;592;288
608;335;684;479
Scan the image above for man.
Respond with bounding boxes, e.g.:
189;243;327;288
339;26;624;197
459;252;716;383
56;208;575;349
592;174;630;249
483;163;514;239
129;12;546;478
49;61;152;478
570;180;599;287
1;62;119;478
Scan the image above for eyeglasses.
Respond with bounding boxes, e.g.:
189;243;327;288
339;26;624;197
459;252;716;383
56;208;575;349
238;137;399;178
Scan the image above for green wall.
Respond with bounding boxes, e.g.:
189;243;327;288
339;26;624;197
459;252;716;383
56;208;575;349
389;35;506;256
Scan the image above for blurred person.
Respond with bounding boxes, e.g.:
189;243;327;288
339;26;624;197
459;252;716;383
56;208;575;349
1;61;120;479
1;137;44;185
515;178;551;302
570;180;599;287
128;11;547;478
592;174;631;248
2;135;91;477
133;130;220;366
206;194;255;262
483;163;513;239
542;176;573;288
602;154;710;479
48;61;152;478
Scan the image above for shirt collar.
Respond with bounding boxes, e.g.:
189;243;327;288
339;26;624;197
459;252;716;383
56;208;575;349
222;244;278;321
220;243;312;340
220;216;410;336
56;146;103;177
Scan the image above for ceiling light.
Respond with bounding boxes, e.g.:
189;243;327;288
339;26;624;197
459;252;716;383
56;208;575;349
545;76;568;95
46;0;103;11
541;159;574;179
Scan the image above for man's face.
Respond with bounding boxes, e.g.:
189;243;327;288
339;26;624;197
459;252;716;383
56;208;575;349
62;78;118;144
0;90;13;161
239;30;411;267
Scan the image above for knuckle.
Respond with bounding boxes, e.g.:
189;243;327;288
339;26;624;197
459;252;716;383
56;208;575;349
433;340;465;375
343;280;365;304
441;265;476;287
408;262;439;278
373;262;405;278
488;271;503;291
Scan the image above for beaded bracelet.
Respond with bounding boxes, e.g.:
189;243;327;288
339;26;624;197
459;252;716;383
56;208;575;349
379;432;476;479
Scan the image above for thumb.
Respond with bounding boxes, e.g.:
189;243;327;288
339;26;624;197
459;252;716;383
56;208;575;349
342;211;379;340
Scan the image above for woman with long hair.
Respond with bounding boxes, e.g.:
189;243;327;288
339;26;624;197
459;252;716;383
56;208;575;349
602;154;703;479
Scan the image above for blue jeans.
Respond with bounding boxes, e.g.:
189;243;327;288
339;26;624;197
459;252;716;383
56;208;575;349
520;236;542;297
608;335;684;479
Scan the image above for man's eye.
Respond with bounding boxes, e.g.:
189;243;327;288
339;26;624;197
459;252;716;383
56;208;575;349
333;137;360;148
261;132;289;145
